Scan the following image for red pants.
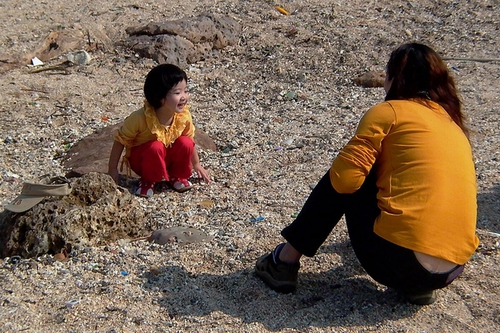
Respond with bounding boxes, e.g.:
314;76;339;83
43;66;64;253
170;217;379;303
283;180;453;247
129;136;194;183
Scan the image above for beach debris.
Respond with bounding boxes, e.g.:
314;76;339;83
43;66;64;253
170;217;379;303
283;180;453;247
28;60;74;74
7;255;22;265
442;57;500;63
65;299;79;308
28;50;91;74
31;57;44;66
276;6;290;15
199;199;214;208
285;91;297;100
1;29;86;73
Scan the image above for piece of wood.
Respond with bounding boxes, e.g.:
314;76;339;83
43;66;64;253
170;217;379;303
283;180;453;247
442;57;500;63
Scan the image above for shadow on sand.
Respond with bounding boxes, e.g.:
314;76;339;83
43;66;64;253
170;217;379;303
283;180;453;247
140;240;420;331
477;184;500;234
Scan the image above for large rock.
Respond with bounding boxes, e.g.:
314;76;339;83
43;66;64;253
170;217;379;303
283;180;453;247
61;122;216;177
125;13;241;67
0;173;149;258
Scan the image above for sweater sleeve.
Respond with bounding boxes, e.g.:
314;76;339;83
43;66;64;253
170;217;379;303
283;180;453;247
330;102;396;193
113;110;142;147
181;110;195;138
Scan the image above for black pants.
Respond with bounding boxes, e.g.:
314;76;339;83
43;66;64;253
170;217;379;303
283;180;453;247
281;171;463;293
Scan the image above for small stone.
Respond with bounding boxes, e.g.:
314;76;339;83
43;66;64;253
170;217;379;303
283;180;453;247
285;91;297;100
199;199;214;208
353;71;386;88
66;50;91;65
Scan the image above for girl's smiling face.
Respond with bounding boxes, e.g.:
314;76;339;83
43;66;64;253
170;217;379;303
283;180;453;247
162;79;189;113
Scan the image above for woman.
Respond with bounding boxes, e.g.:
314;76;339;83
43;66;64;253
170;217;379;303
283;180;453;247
255;43;478;305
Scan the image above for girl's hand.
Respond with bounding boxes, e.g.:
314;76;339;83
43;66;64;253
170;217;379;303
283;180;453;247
193;164;211;184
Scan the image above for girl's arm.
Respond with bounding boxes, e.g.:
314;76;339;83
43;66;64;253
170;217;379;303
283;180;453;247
108;140;125;184
191;145;211;183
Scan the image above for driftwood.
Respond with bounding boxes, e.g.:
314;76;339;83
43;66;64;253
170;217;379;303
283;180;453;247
28;60;74;74
442;57;500;63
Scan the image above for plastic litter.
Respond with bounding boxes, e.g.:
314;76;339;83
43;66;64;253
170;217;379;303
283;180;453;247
199;199;214;208
285;91;297;100
8;255;22;265
31;57;44;66
66;299;79;308
276;6;290;15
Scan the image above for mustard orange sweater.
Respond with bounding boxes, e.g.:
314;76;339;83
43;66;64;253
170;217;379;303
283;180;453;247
330;100;478;265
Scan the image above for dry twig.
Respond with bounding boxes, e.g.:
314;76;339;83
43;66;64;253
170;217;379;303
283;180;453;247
442;57;500;63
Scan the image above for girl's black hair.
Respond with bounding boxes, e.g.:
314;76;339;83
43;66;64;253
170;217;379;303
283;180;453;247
144;64;188;109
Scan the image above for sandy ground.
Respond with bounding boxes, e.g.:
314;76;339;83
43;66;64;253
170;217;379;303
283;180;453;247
0;0;499;332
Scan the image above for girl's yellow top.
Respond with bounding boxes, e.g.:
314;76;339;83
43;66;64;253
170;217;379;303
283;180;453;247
113;100;195;174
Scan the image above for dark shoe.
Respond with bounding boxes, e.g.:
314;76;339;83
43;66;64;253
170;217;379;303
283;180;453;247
255;244;300;293
405;290;437;305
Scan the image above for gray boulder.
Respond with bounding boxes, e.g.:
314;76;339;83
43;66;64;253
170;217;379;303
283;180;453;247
125;13;241;67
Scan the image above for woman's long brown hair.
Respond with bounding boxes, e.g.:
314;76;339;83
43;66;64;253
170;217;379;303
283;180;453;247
385;43;469;137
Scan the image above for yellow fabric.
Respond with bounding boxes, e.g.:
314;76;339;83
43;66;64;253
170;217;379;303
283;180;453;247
113;100;195;174
330;100;478;265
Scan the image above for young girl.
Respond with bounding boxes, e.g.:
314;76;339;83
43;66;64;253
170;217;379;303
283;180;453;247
255;43;478;305
108;64;211;197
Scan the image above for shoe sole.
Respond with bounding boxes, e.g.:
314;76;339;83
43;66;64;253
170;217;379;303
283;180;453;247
255;269;296;293
173;185;193;193
406;290;437;305
135;190;153;197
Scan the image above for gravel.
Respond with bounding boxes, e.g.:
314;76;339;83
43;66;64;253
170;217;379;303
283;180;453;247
0;0;499;332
